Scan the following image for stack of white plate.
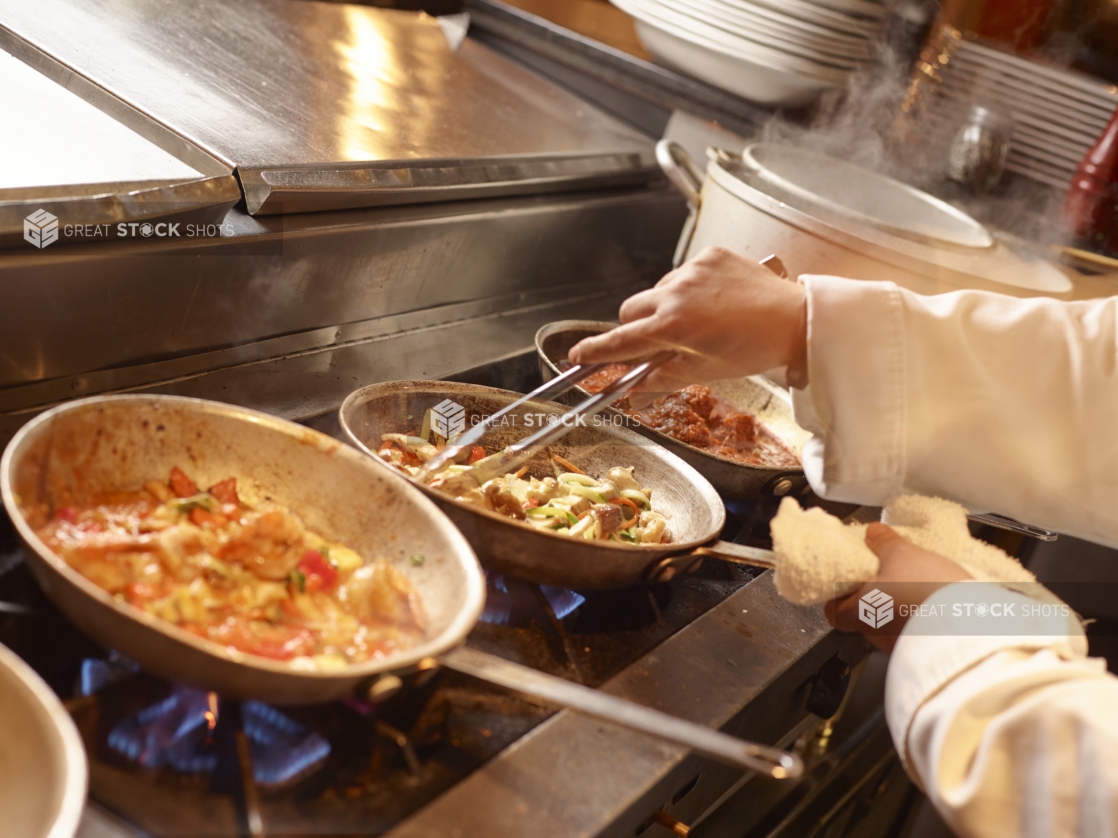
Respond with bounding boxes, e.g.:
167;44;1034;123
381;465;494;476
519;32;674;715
910;27;1118;191
611;0;886;106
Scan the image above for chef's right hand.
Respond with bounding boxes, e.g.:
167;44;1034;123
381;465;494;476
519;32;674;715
568;247;808;402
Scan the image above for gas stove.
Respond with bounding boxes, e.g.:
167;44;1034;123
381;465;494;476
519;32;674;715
0;352;906;838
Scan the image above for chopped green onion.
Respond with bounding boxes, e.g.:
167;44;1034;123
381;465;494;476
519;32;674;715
410;554;426;566
291;569;306;593
526;506;579;525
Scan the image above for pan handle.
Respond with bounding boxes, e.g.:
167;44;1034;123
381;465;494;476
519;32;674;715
647;542;777;584
439;645;803;779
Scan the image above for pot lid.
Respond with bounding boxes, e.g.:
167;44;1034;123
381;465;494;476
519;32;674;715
741;143;994;249
0;0;658;215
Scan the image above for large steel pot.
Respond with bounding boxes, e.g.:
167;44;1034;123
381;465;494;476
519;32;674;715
340;381;783;590
0;642;87;838
535;320;813;501
657;140;1074;296
2;395;798;775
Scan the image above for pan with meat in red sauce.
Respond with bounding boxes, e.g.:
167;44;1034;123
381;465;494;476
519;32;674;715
579;364;800;469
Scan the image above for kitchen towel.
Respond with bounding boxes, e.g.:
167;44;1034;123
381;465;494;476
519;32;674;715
770;494;1037;606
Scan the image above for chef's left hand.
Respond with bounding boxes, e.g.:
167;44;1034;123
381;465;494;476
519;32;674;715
826;523;973;653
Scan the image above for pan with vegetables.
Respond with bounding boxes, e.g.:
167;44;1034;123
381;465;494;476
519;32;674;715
1;395;802;777
340;381;785;590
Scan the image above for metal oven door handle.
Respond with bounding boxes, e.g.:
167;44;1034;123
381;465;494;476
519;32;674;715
439;645;803;779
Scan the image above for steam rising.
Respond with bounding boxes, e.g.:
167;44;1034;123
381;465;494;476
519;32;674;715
755;44;1073;249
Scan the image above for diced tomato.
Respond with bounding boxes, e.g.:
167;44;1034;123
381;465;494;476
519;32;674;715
298;550;338;592
208;478;239;506
56;506;78;524
523;497;540;510
169;467;198;498
189;507;215;527
468;445;487;464
377;440;399;455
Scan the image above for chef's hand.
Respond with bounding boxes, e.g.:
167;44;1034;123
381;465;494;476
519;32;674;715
568;247;808;403
826;523;974;654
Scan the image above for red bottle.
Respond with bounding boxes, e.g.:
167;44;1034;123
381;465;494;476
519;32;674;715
1063;103;1118;256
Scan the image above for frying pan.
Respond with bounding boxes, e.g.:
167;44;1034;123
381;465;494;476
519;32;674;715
535;321;814;501
1;395;800;777
339;381;781;590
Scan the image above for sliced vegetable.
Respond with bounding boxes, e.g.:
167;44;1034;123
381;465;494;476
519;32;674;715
169;493;215;513
558;472;597;487
189;507;215;527
610;496;642;521
297;550;338;593
169;467;198;498
468;445;487;464
619;489;651;508
552;455;586;475
410;554;426;566
208;478;240;506
526;506;579;525
568;484;608;504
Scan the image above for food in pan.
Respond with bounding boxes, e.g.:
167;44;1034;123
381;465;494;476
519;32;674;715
35;467;425;669
578;365;800;469
378;435;670;544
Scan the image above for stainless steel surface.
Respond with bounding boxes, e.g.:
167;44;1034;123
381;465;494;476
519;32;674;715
0;278;650;447
0;0;659;215
388;571;845;838
340;381;731;589
2;395;488;703
442;646;802;777
0;49;238;243
535;320;813;500
0;186;685;396
0;641;87;838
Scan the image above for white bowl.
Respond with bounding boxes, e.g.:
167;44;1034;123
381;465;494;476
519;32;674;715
686;0;877;62
724;0;883;36
742;143;995;249
0;643;87;838
621;0;855;80
793;0;886;19
632;18;842;105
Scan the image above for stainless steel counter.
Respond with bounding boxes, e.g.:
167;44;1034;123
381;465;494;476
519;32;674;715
0;0;659;214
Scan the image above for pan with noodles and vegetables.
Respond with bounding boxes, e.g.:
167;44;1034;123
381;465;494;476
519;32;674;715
1;395;801;776
536;321;813;500
340;381;784;591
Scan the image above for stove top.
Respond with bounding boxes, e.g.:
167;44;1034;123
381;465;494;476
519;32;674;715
0;352;861;838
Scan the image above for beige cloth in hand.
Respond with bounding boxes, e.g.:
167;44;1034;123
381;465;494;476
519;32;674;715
770;494;1037;606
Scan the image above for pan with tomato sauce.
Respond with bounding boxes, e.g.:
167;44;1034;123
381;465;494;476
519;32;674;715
35;466;425;670
579;364;800;469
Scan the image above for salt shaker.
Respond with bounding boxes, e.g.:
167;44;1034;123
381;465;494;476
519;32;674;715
946;105;1014;193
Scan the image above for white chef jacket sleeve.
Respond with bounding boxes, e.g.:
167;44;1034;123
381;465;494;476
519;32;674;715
790;275;1118;549
887;582;1118;838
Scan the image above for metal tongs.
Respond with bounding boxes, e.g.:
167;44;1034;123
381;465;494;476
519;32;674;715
416;254;791;489
415;351;674;488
